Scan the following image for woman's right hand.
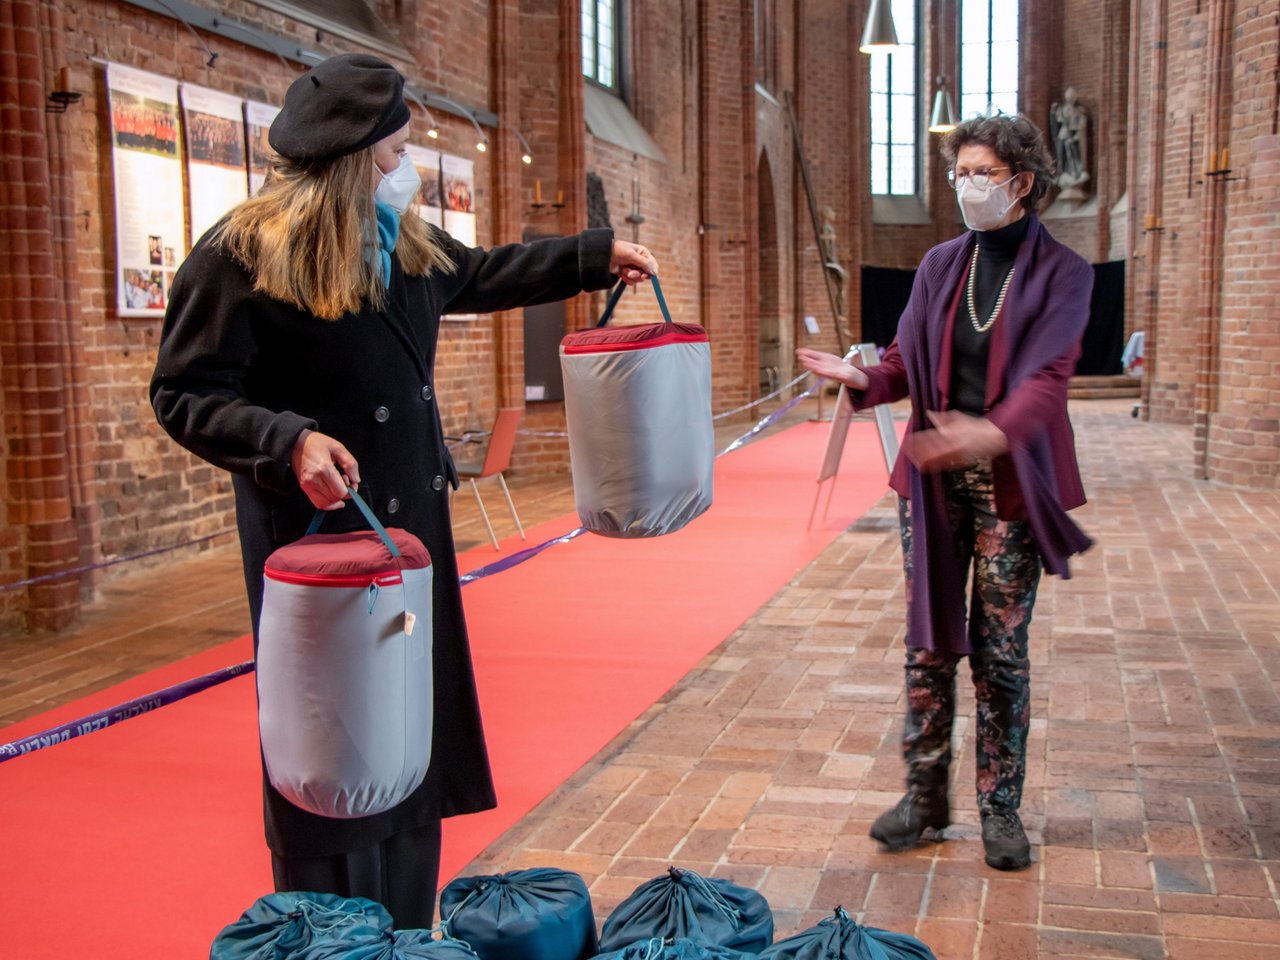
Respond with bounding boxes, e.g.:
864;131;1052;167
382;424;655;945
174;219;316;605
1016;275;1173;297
291;429;361;511
796;347;870;390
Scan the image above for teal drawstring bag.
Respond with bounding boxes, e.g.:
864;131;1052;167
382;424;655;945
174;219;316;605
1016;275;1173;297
596;937;754;960
757;907;936;960
209;891;391;960
297;929;485;960
600;867;773;954
438;868;598;960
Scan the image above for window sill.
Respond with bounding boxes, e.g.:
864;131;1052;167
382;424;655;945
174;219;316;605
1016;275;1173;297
583;84;667;163
871;195;932;225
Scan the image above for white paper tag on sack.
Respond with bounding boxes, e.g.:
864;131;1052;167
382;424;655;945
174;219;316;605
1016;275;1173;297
404;611;417;636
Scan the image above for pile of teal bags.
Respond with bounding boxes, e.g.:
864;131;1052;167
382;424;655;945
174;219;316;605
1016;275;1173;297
758;907;936;960
600;866;773;954
596;938;752;960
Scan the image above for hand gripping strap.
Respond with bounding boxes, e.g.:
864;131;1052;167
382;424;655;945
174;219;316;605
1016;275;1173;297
305;486;402;559
596;275;673;328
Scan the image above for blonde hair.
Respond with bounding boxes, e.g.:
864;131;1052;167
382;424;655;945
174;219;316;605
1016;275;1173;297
216;148;455;320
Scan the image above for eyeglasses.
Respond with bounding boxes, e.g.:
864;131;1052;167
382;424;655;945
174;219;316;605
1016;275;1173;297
946;166;1014;189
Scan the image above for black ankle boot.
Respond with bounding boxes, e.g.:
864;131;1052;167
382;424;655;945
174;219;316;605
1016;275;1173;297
869;792;950;851
981;809;1031;870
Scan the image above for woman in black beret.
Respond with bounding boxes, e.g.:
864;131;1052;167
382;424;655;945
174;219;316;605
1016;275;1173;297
151;53;657;927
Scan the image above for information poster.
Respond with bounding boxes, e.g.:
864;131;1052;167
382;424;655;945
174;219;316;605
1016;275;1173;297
106;63;185;317
182;84;249;247
405;144;443;227
244;100;280;195
441;153;476;247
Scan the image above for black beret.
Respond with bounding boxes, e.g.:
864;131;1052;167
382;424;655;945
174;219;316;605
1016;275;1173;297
269;53;412;164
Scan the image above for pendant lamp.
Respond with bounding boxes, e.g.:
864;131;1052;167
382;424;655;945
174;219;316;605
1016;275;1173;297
927;78;958;133
859;0;899;54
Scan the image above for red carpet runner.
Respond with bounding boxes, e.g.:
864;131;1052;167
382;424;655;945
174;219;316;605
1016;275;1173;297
0;420;891;958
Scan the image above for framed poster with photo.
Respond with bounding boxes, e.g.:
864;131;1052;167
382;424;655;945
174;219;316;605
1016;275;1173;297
106;63;186;318
405;144;444;227
181;84;249;248
244;100;280;196
441;153;476;247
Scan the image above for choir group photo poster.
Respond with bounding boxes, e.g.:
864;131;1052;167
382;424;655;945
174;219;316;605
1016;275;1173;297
181;84;249;248
106;63;185;318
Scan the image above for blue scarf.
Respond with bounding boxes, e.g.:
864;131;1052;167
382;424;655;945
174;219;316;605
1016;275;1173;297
372;200;400;286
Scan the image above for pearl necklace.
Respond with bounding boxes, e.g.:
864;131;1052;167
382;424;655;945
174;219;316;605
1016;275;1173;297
966;245;1015;334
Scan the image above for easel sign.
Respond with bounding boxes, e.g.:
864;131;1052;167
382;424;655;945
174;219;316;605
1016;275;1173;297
809;343;900;527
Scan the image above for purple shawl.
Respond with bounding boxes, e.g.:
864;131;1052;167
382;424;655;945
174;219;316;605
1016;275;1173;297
886;216;1095;655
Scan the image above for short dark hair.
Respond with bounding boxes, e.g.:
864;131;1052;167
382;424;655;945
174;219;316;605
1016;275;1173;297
941;114;1056;212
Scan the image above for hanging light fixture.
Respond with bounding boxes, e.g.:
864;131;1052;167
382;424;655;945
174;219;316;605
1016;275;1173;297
514;130;534;165
927;77;958;133
859;0;899;54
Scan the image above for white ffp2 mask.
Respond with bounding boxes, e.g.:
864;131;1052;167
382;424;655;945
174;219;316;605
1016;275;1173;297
374;154;421;215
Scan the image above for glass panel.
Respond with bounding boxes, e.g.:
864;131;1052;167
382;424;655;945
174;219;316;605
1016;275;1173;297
961;0;990;44
871;145;889;195
960;92;989;120
582;0;595;78
599;0;613;28
869;50;891;93
870;96;888;143
960;44;987;99
890;144;915;194
891;48;915;95
990;43;1017;95
890;94;915;139
990;0;1018;42
893;0;915;38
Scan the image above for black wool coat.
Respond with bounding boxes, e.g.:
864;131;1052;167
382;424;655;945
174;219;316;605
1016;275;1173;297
151;224;616;857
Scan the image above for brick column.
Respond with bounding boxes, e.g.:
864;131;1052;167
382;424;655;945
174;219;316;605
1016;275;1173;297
559;0;590;333
0;0;86;629
492;0;526;408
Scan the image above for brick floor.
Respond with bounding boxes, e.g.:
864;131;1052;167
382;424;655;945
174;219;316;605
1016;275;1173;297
4;397;1280;958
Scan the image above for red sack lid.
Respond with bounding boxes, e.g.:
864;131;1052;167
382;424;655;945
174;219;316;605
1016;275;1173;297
265;530;431;580
561;322;708;355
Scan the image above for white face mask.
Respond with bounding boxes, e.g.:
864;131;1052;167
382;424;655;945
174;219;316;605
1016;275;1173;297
956;174;1022;231
374;153;421;215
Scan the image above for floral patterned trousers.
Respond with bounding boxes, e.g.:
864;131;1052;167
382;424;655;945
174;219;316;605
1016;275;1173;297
897;461;1041;814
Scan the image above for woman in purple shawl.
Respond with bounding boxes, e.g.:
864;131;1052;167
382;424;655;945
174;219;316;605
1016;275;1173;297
798;115;1093;871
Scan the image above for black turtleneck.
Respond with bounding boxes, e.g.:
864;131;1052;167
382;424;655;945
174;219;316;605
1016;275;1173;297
950;214;1030;415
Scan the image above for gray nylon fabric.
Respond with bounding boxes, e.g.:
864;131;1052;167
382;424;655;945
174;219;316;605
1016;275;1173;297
561;340;713;538
257;565;434;819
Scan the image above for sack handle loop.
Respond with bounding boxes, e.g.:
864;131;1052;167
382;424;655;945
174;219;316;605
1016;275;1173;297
596;276;673;328
305;486;402;560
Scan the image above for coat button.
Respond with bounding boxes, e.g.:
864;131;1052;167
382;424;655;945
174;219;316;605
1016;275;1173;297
373;405;390;423
420;385;433;401
387;498;401;514
431;475;445;492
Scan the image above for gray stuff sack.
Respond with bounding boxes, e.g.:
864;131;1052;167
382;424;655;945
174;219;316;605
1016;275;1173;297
257;488;433;820
560;277;713;538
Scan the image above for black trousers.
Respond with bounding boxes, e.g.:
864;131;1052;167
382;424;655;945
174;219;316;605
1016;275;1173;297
271;819;443;930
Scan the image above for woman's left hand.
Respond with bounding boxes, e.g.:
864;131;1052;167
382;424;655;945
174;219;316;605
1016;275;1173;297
906;410;1009;472
610;240;658;285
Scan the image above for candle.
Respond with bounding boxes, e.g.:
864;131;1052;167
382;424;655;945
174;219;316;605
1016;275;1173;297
1208;150;1218;173
534;179;542;204
555;189;564;205
58;66;70;92
1220;147;1230;170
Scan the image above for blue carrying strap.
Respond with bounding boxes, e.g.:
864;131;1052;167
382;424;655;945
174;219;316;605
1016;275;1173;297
596;276;673;327
305;486;402;559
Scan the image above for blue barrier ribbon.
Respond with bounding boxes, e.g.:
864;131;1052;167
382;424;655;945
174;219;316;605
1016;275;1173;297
0;661;255;765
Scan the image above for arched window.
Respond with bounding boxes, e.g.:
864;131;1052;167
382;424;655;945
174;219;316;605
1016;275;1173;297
959;0;1018;119
582;0;621;90
869;0;918;196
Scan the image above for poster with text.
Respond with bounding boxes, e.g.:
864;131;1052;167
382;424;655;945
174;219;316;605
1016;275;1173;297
182;84;248;247
441;153;476;247
405;144;443;227
107;63;185;317
244;100;280;195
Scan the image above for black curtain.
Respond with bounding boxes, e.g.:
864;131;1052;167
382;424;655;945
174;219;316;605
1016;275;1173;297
858;261;1126;375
